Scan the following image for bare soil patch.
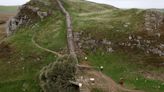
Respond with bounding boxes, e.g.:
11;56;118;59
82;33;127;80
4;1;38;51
0;42;13;58
77;64;144;92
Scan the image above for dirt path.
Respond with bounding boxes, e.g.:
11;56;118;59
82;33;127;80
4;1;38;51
78;10;112;16
77;64;144;92
31;33;63;57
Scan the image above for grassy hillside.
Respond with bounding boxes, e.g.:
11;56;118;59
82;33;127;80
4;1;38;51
0;6;18;13
0;0;163;92
65;0;164;92
0;1;66;92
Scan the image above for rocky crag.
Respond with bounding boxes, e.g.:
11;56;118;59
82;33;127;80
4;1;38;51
6;0;51;36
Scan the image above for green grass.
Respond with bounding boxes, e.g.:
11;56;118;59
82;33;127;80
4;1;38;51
87;52;164;92
0;6;18;13
0;1;66;91
0;79;40;92
91;88;104;92
66;0;145;42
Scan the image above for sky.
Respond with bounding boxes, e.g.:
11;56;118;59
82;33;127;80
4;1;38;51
0;0;164;9
0;0;30;6
87;0;164;9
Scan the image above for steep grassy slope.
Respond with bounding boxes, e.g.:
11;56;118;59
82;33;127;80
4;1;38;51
64;0;164;92
0;0;164;92
0;1;67;92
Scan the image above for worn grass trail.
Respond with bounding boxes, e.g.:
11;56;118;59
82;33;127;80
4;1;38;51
32;32;63;57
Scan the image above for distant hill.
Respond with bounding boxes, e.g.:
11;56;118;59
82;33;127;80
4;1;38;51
159;9;164;12
0;6;18;13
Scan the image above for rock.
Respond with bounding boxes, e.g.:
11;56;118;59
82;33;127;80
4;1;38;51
159;44;164;49
37;58;41;61
37;11;48;19
6;18;18;36
6;3;49;35
127;43;131;46
146;40;151;44
124;24;128;27
102;39;112;45
148;48;164;56
146;50;150;54
155;33;161;37
26;5;40;12
129;35;132;40
78;43;82;48
137;36;142;40
107;47;114;53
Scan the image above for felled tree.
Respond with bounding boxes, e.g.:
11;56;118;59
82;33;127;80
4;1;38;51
39;56;79;92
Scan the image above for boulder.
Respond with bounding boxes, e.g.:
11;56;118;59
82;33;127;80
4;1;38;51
6;18;19;36
37;11;48;19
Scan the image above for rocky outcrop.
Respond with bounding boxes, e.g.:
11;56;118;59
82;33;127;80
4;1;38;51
119;34;164;56
144;10;164;35
74;32;114;53
116;10;164;56
6;0;51;36
74;29;164;56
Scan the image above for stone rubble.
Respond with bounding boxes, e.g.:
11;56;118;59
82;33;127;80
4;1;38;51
74;32;114;53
